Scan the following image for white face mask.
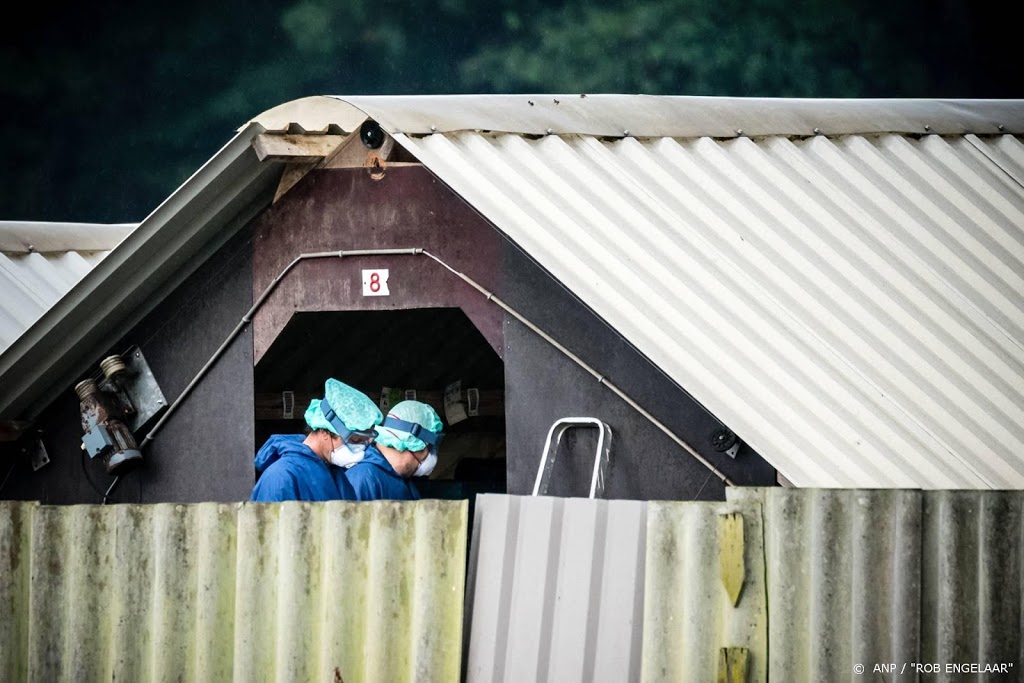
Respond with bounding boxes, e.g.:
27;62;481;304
412;451;437;478
330;442;367;468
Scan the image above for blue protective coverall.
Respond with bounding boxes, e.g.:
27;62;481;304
342;445;420;501
250;434;355;502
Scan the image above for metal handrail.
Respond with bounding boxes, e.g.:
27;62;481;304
532;417;613;499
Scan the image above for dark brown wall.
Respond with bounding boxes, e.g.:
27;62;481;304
250;167;504;363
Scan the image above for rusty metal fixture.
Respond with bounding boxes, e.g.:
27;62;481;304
99;355;128;380
98;353;136;418
79;378;143;476
75;379;100;401
366;153;387;181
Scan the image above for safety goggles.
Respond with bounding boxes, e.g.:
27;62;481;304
320;399;377;445
381;415;445;450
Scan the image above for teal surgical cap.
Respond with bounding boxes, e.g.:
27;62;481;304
304;378;382;435
374;400;444;452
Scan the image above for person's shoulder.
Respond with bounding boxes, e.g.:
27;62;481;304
250;460;301;501
353;448;397;475
345;463;385;500
255;434;308;472
331;467;357;500
344;462;376;485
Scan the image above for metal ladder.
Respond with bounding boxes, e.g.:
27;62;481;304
531;417;613;499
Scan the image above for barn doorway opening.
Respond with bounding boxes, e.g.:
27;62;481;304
254;308;506;499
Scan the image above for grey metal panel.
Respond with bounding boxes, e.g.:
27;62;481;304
641;498;768;682
249;95;1024;137
747;488;923;681
392;129;1024;489
0;499;467;682
921;491;1024;681
0;501;33;681
464;494;648;683
729;487;1024;681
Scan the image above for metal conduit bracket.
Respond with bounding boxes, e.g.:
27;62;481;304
532;417;612;499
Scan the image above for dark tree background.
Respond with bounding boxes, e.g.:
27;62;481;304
2;0;1018;224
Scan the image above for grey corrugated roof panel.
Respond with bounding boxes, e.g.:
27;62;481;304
247;95;1024;138
1;499;468;682
464;494;649;683
0;124;281;420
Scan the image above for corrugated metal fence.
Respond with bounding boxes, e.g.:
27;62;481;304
0;500;467;683
739;488;1024;682
465;490;1023;682
2;491;1021;681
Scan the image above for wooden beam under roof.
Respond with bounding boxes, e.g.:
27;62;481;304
254;131;422;202
251;133;346;163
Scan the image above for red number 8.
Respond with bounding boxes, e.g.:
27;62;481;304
369;272;381;292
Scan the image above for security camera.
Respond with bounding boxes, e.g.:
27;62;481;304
360;120;385;149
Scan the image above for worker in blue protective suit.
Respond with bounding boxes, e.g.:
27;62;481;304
250;378;382;502
343;400;444;501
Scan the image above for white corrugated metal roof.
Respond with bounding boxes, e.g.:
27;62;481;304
247;95;1024;489
253;94;1024;137
393;130;1024;489
0;222;134;354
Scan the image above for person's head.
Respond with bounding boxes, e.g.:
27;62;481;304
303;378;382;464
373;400;444;478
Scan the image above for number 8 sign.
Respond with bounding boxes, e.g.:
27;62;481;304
361;269;390;296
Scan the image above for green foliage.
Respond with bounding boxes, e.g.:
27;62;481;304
0;0;1012;223
461;0;952;97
